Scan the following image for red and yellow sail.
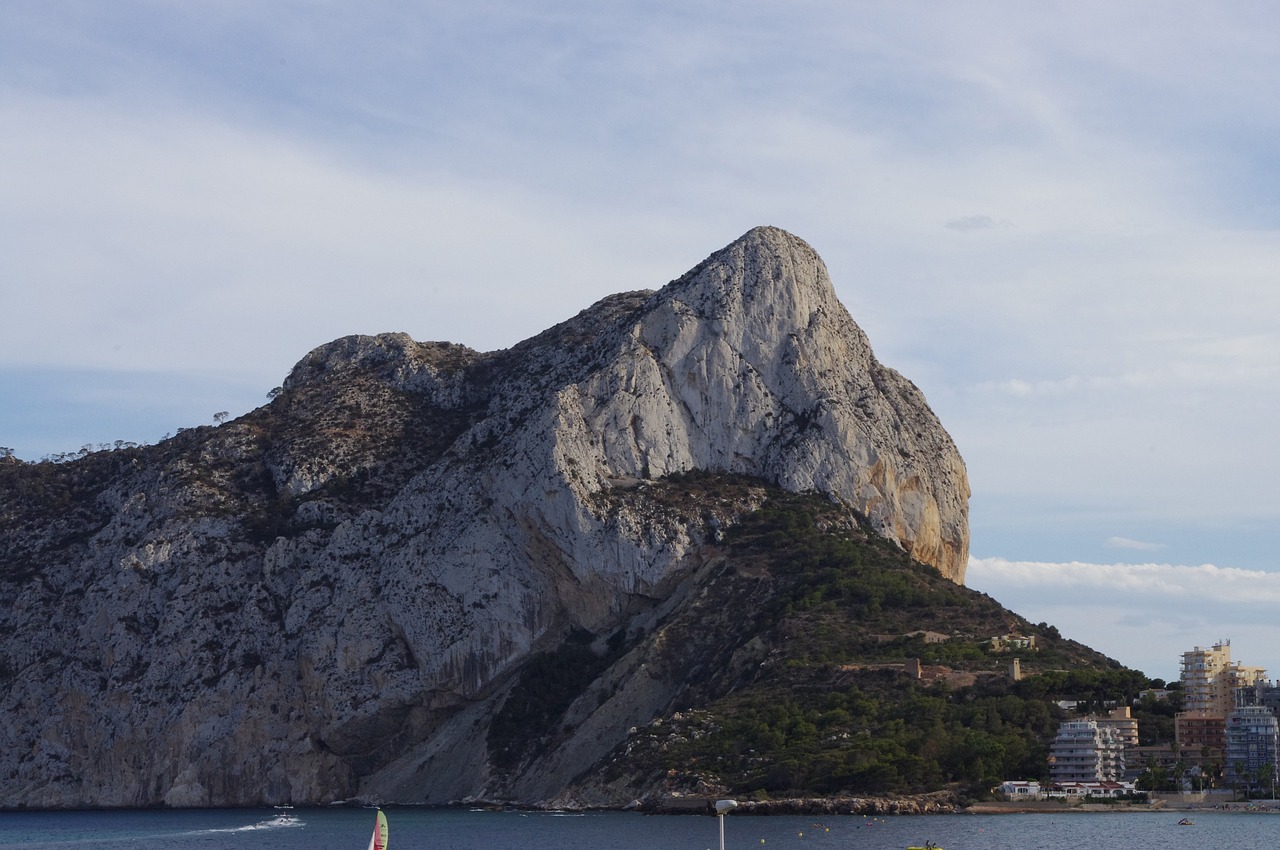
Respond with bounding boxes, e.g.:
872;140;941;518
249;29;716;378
367;809;388;850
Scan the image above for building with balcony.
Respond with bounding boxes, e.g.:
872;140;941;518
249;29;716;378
1088;706;1139;749
1225;705;1279;795
1049;720;1126;783
1234;682;1280;720
1176;640;1267;752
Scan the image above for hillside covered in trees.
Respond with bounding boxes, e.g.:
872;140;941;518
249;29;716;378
486;479;1164;805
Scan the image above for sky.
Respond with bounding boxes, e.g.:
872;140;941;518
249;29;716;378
3;1;1279;682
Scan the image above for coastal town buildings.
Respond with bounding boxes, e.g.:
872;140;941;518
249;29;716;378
1089;706;1139;749
1235;681;1280;718
1175;641;1267;752
1045;781;1135;799
1049;720;1126;783
997;639;1278;801
997;780;1041;799
1224;705;1279;795
996;779;1137;801
1176;715;1227;752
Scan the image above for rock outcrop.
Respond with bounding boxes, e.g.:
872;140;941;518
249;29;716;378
0;226;968;808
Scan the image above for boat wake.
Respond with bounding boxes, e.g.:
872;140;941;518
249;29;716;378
186;812;304;835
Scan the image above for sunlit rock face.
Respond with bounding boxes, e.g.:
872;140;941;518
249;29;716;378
0;226;967;808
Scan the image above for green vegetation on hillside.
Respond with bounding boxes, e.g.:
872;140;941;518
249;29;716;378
607;489;1159;800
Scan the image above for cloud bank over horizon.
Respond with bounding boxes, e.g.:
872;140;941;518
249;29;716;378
967;556;1280;682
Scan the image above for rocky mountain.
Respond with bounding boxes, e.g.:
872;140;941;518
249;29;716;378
0;226;970;808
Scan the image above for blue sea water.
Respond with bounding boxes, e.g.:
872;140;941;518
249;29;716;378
0;808;1274;850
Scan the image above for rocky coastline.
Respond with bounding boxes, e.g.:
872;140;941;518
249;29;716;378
624;792;961;816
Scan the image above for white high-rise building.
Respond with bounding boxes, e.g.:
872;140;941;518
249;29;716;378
1050;720;1125;783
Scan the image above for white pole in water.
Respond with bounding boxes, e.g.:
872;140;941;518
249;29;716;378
715;800;738;850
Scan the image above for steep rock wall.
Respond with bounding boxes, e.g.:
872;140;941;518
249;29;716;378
0;226;968;808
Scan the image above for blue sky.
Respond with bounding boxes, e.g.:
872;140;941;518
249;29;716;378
3;1;1279;681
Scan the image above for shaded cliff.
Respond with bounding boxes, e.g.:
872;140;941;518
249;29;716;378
0;227;970;807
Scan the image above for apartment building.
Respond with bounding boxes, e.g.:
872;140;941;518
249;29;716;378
1235;682;1280;718
1049;720;1126;783
1176;641;1267;751
1088;706;1139;749
1225;705;1280;794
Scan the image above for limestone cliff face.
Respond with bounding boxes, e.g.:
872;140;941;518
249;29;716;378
0;227;968;808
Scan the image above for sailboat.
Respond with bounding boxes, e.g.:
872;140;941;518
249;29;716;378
367;809;389;850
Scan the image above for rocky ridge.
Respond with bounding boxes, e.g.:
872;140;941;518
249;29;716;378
0;226;969;808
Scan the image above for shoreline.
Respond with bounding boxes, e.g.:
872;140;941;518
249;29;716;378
644;794;1280;817
964;800;1280;815
6;795;1280;816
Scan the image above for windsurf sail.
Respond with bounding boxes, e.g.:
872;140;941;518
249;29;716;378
367;809;388;850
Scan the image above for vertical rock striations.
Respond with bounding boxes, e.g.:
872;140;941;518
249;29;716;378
572;226;969;581
0;226;968;808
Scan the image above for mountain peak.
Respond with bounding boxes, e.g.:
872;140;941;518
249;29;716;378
669;225;835;310
0;227;969;808
583;227;968;580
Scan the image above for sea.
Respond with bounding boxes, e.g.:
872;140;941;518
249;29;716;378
0;807;1274;850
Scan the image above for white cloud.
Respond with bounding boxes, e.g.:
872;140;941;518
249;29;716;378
0;91;693;379
967;556;1280;681
971;557;1280;605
